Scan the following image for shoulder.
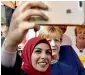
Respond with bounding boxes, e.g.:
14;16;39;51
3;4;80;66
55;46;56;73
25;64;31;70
57;62;78;75
57;62;72;69
1;53;22;75
1;64;21;75
20;69;29;75
51;62;78;75
51;62;73;71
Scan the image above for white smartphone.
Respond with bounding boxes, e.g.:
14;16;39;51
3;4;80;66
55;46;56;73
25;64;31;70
29;1;85;25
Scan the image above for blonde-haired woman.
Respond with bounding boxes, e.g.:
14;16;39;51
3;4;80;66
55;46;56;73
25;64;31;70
38;26;79;75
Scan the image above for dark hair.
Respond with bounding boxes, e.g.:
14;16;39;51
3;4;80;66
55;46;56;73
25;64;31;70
35;39;51;48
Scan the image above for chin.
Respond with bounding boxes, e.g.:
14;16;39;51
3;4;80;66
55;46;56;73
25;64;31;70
51;60;58;64
38;68;47;72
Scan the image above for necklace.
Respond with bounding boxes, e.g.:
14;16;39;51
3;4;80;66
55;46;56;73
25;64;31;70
79;50;83;53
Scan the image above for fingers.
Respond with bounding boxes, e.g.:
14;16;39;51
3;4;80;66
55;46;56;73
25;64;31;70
13;1;48;24
18;22;35;32
19;1;48;12
36;2;48;10
15;9;48;22
27;2;48;10
18;22;40;33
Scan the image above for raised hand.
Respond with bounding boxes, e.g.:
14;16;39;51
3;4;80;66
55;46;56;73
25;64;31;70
5;1;48;52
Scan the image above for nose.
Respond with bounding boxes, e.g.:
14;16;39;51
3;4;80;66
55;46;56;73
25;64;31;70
82;32;85;35
41;52;47;59
50;40;55;47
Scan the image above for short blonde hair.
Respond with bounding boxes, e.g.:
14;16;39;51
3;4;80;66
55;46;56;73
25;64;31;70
38;26;63;42
75;26;85;36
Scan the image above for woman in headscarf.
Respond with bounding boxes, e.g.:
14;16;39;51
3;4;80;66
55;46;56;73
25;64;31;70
1;2;51;75
21;37;52;75
2;37;52;75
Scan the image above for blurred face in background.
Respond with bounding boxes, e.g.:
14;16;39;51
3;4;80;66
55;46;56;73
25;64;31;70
38;26;63;64
76;29;85;44
47;36;61;64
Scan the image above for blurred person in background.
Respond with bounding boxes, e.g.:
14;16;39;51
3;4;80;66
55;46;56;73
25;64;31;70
73;26;85;68
1;24;8;46
1;1;21;27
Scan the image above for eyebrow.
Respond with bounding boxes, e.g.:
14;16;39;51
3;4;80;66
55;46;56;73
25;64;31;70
34;48;51;51
34;48;41;50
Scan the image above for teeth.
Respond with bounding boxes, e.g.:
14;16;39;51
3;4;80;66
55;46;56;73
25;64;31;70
38;62;47;65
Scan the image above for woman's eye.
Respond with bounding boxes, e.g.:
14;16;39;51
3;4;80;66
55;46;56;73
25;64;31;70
78;32;82;34
35;50;41;54
46;51;51;55
83;32;85;34
55;39;59;42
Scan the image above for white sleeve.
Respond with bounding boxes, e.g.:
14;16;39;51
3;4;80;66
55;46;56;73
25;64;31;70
1;42;17;67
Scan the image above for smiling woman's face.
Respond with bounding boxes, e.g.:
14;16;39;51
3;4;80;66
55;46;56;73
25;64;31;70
31;43;51;72
76;29;85;43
